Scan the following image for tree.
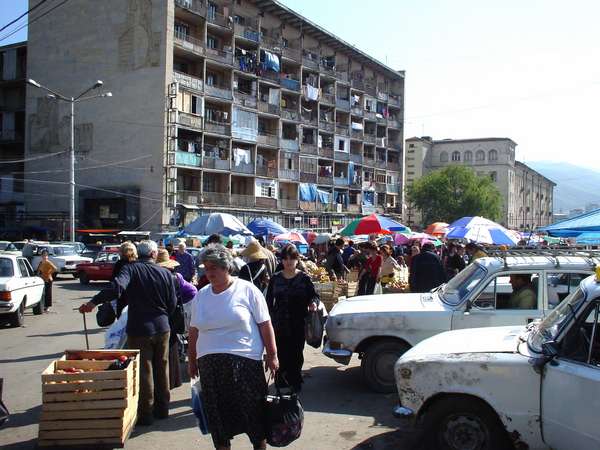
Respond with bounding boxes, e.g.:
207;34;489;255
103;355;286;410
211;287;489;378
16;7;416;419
406;165;503;226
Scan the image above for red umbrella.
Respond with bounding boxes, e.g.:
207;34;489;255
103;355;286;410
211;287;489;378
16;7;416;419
425;222;449;237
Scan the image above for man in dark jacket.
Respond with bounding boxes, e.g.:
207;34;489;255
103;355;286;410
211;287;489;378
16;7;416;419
325;238;347;280
409;242;446;293
79;240;177;425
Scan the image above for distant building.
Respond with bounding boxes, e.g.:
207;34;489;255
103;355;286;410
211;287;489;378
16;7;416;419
569;208;585;218
552;212;569;223
405;136;555;230
585;203;600;212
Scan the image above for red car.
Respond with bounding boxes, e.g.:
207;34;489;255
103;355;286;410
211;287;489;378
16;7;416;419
76;251;120;284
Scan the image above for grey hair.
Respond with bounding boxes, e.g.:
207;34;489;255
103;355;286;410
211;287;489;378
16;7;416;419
201;244;234;273
137;240;158;257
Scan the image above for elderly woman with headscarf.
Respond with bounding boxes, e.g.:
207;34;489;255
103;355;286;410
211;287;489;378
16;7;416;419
188;245;278;450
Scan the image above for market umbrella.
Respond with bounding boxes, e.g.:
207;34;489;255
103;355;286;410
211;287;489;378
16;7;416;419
313;233;332;244
394;232;442;246
446;216;519;246
184;213;252;236
246;218;287;237
302;231;318;245
273;231;308;245
425;222;449;237
340;214;409;236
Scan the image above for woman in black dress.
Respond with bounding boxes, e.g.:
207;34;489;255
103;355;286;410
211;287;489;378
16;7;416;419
265;244;318;392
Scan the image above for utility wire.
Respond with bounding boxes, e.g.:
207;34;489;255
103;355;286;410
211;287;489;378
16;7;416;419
0;0;49;33
0;0;70;43
12;154;153;175
0;150;68;164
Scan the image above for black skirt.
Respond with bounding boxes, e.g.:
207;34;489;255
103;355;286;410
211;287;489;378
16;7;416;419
198;353;268;448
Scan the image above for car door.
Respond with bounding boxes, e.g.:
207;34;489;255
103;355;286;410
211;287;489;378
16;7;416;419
541;299;600;449
16;258;40;307
23;258;44;303
451;272;542;330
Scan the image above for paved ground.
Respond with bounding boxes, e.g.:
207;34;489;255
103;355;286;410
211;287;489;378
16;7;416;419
0;278;418;450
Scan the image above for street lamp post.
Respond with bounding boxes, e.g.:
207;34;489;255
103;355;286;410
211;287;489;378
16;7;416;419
27;79;112;241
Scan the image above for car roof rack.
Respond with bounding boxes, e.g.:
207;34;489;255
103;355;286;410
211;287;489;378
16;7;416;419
484;247;600;270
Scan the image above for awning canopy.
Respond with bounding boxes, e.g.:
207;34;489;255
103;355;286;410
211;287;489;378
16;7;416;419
539;209;600;237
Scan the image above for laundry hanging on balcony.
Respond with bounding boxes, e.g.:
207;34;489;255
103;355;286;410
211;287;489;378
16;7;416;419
362;191;375;206
316;189;330;204
261;50;280;72
336;192;349;207
233;148;251;166
351;122;363;130
348;162;355;183
299;183;317;202
302;84;320;101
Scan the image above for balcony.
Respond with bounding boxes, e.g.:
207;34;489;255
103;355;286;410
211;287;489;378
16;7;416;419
173;71;203;92
257;132;278;147
279;168;299;181
259;70;280;84
375;182;387;192
256;197;277;209
336;98;350;111
256;164;277;178
351;129;363;140
300;172;317;183
278;199;298;209
334;177;349;186
351;106;363;117
317;175;333;185
258;101;280;115
177;111;203;130
204;120;230;135
316;201;334;211
175;0;206;17
205;84;232;100
203;191;230;205
377;90;389;102
281;78;301;92
320;63;335;77
349;153;362;164
281;139;299;152
351;78;364;91
231;194;255;207
282;46;301;63
301;114;318;126
234;23;260;42
364;157;375;166
364;110;377;121
207;10;231;28
205;47;233;65
261;35;282;53
202;156;230;170
335;70;348;83
321;93;335;105
300;143;318;155
176;151;202;167
349;178;362;189
388;94;402;107
319;121;334;133
232;162;255;174
234;92;257;108
302;54;319;70
173;31;205;57
319;147;333;159
387;184;400;194
389;141;403;151
281;108;300;121
375;160;387;169
388;162;400;172
376;115;386;125
364;134;377;144
334;151;350;161
178;190;201;205
335;125;349;136
347;204;361;213
387;118;401;129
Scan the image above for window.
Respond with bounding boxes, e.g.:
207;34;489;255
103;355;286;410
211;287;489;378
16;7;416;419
191;95;201;115
440;151;448;163
464;151;473;162
338;140;346;151
174;22;189;38
203;176;216;192
560;301;600;364
409;143;415;148
17;259;30;277
260;183;276;198
207;36;218;49
476;150;485;162
490;171;497;182
472;273;540;310
0;258;14;277
489;149;498;161
451;151;460;162
546;273;589;309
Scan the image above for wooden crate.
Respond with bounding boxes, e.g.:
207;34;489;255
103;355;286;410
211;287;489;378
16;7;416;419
39;349;140;448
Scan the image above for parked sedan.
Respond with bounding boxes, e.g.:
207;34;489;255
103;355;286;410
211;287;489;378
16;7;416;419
0;255;45;327
75;252;120;284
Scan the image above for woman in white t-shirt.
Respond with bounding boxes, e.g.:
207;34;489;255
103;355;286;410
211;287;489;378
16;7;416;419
188;245;278;450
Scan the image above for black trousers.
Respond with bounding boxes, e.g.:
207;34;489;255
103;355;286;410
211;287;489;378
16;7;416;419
275;328;305;390
43;281;53;308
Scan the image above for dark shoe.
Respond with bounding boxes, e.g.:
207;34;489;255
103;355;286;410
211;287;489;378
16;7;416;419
136;414;154;426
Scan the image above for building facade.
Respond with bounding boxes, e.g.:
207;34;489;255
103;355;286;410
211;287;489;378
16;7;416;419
404;136;555;230
24;0;404;235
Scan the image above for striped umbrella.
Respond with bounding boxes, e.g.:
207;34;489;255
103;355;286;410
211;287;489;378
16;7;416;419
273;231;308;245
446;216;519;246
340;214;409;236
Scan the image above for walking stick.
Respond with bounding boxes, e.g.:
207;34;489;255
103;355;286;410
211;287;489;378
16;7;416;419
73;308;90;350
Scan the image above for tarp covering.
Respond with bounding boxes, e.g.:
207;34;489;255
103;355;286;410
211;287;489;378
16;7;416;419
539;208;600;237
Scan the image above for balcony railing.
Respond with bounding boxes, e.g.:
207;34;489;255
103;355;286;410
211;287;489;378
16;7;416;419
173;31;205;56
256;197;277;209
204;120;231;135
231;194;255;207
320;63;335;77
203;191;230;205
335;125;349;136
259;70;280;84
387;184;400;194
234;23;260;42
389;141;403;151
279;168;299;181
205;84;232;99
350;153;362;164
300;143;318;155
257;132;278;147
387;162;400;171
202;156;230;170
351;106;363;117
278;199;298;210
281;138;299;151
375;182;387;192
207;10;231;28
364;80;377;96
299;201;316;211
351;78;364;91
301;114;318;126
302;54;319;70
319;147;333;159
173;71;203;92
261;35;282;53
321;93;335;105
334;151;350;161
347;204;361;213
234;91;257;108
375;160;387;169
256;164;277;178
319;121;334;132
317;175;333;185
376;116;387;125
336;98;350;111
258;101;280;115
387;118;401;129
349;178;362;189
334;177;349;186
377;137;387;147
351;129;363;140
282;46;301;62
281;109;300;121
377;90;389;102
178;190;201;205
281;78;301;92
300;172;317;183
388;94;402;107
316;201;334;211
364;110;377;120
176;151;202;167
175;0;206;17
205;47;233;65
335;70;348;83
364;157;375;166
364;134;377;144
177;111;203;130
232;162;255;174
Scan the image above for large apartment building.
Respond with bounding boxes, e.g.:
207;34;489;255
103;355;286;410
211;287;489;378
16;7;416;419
405;136;555;230
24;0;404;235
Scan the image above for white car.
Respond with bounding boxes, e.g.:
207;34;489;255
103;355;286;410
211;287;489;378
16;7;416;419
26;243;92;277
0;254;45;327
393;272;600;450
324;253;597;392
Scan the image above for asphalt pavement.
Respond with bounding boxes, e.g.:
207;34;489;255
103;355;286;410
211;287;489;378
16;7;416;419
0;277;418;450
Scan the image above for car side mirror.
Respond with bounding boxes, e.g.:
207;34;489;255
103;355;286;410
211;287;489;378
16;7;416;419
530;340;559;374
542;340;559;358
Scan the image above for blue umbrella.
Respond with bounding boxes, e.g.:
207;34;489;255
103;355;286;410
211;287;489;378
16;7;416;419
246;218;287;236
184;213;252;236
446;216;519;246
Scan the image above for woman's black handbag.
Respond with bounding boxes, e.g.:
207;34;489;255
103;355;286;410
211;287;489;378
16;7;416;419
264;383;304;447
170;274;186;334
305;304;325;349
96;302;116;327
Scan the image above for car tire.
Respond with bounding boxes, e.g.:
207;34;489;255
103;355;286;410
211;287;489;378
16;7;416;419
79;273;90;285
32;298;43;315
9;301;25;327
421;396;513;450
361;339;410;393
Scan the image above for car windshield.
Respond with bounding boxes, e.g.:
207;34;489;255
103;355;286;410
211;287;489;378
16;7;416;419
0;258;14;277
440;263;487;306
52;246;77;256
0;242;10;251
12;242;25;250
528;287;587;353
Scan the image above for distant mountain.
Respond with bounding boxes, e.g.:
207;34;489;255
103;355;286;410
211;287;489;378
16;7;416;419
526;161;600;212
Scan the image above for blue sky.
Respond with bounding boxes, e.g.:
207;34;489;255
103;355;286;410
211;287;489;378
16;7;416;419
2;0;600;168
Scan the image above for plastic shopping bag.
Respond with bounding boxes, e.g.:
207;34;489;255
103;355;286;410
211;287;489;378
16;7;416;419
191;377;209;435
305;307;325;349
104;306;128;349
373;282;383;295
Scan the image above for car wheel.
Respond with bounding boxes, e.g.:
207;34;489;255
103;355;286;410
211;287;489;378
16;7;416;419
32;297;43;315
422;397;512;450
79;273;90;285
361;339;410;393
9;301;25;327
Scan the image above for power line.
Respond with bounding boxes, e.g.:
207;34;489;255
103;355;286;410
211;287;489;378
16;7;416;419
12;154;153;175
0;150;68;164
0;0;70;43
0;0;49;33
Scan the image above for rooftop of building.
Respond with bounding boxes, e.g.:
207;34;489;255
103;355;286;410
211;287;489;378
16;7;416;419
0;40;27;51
406;136;517;146
515;160;557;186
253;0;404;80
